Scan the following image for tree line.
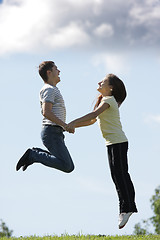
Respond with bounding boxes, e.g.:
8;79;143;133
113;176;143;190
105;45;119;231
1;186;160;237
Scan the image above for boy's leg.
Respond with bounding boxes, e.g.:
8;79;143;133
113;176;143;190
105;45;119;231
17;126;74;173
32;126;74;172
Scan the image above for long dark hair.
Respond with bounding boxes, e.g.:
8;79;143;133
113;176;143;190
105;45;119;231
94;74;127;109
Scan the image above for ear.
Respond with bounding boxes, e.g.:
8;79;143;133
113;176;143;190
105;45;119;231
46;70;51;76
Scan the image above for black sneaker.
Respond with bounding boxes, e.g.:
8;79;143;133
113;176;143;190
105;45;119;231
22;164;29;171
16;149;31;171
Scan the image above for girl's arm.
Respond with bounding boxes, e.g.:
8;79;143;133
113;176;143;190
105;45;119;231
66;102;109;131
74;118;97;128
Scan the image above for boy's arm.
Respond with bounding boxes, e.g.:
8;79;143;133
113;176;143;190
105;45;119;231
42;102;74;133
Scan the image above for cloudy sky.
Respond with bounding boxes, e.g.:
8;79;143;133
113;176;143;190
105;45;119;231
1;0;160;237
1;0;160;55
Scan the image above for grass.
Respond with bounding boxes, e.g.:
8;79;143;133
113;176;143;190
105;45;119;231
1;235;160;240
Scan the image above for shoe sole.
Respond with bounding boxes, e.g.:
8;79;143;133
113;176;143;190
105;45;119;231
119;224;126;229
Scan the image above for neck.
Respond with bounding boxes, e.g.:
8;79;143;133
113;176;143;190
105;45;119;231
102;93;112;97
47;78;57;87
101;91;112;97
98;89;112;97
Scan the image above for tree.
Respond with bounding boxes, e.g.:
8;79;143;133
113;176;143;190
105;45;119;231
133;221;150;235
0;219;13;238
150;186;160;234
133;185;160;235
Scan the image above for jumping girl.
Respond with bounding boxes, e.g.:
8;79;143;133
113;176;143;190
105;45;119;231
66;73;138;229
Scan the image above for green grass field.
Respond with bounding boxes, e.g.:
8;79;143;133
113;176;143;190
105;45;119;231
1;235;160;240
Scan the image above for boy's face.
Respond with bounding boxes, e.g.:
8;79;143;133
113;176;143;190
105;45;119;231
48;64;60;83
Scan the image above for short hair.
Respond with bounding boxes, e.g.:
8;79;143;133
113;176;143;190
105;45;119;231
39;61;55;82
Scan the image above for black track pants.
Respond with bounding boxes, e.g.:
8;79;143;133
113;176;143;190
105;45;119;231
107;142;138;213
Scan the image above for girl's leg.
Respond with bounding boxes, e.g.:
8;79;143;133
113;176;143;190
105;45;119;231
107;142;137;213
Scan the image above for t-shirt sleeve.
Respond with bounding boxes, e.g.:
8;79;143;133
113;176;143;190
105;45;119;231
40;88;55;104
102;97;113;106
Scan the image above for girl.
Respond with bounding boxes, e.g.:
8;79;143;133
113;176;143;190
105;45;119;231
66;73;138;229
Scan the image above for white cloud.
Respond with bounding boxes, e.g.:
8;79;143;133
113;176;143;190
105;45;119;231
93;23;114;38
92;53;129;75
128;1;160;45
0;0;51;54
129;3;160;24
0;0;160;55
144;114;160;124
45;22;90;49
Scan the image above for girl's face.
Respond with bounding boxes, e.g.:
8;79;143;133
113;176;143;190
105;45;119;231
97;77;112;96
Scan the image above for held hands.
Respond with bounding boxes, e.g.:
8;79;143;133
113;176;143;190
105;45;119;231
65;121;76;134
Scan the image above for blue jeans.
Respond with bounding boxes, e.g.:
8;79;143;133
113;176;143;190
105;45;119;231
30;125;74;173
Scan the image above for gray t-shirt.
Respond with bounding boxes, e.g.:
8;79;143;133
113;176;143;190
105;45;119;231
39;83;66;126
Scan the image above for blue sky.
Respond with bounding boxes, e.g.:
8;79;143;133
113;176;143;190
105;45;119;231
1;0;160;237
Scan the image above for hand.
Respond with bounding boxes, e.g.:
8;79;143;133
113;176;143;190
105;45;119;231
65;122;75;134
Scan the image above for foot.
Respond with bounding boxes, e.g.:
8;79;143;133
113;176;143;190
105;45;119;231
118;212;133;229
16;149;31;171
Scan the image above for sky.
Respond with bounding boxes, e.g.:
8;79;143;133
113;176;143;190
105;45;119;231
0;0;160;237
